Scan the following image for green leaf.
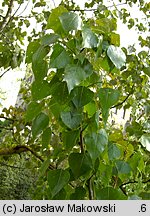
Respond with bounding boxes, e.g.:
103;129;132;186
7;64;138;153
32;112;49;139
71;86;94;108
32;46;49;81
115;160;131;174
140;134;150;151
25;101;42;122
107;45;126;69
108;142;121;161
41;34;59;46
42;127;52;149
99;88;120;124
60;109;83;129
53;188;66;200
84;101;97;117
62;130;80;150
69;152;93;178
110;32;120;46
31;80;51;101
85;129;108;162
33;60;48;81
82;27;98;48
59;12;82;32
26;41;40;63
143;67;150;77
96;187;127;200
50;44;71;69
47;6;68;34
64;64;91;92
47;169;70;198
50;81;70;105
70;187;86;200
38;156;51;178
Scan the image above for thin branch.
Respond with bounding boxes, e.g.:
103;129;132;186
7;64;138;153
111;93;131;109
0;0;14;31
69;3;127;12
17;0;31;17
0;67;11;78
0;115;15;122
79;128;84;154
0;145;54;170
86;175;94;200
120;179;150;188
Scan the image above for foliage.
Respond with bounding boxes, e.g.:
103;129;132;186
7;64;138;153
0;0;150;200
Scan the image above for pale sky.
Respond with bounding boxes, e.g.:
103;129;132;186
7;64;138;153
0;0;149;111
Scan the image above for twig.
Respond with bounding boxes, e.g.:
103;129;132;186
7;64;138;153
79;128;84;154
0;145;55;170
0;115;14;122
69;3;127;12
86;175;94;200
0;67;11;78
17;0;31;17
111;93;131;109
120;179;150;188
0;0;14;31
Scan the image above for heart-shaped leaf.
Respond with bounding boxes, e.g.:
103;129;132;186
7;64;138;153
47;169;70;198
59;12;82;32
60;109;82;129
69;152;93;178
85;129;108;162
107;45;126;69
32;112;49;139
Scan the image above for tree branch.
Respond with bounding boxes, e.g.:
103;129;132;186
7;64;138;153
0;0;14;31
0;145;54;170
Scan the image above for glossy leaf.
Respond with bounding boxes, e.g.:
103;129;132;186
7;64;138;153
62;130;80;150
59;12;82;32
47;169;70;197
31;80;51;101
115;160;131;174
60;109;82;129
71;86;94;108
107;45;126;69
47;6;68;34
96;187;127;200
69;152;93;178
41;34;59;46
108;142;121;161
50;44;71;69
32;60;48;81
85;129;108;162
25;101;42;122
26;41;40;63
64;64;91;92
140;134;150;151
82;27;98;48
32;112;49;139
99;88;120;124
70;187;86;200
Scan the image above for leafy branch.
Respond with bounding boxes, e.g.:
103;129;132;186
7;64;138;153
0;145;54;170
0;0;14;31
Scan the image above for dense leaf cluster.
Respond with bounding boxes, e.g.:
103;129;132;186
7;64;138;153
0;0;149;200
